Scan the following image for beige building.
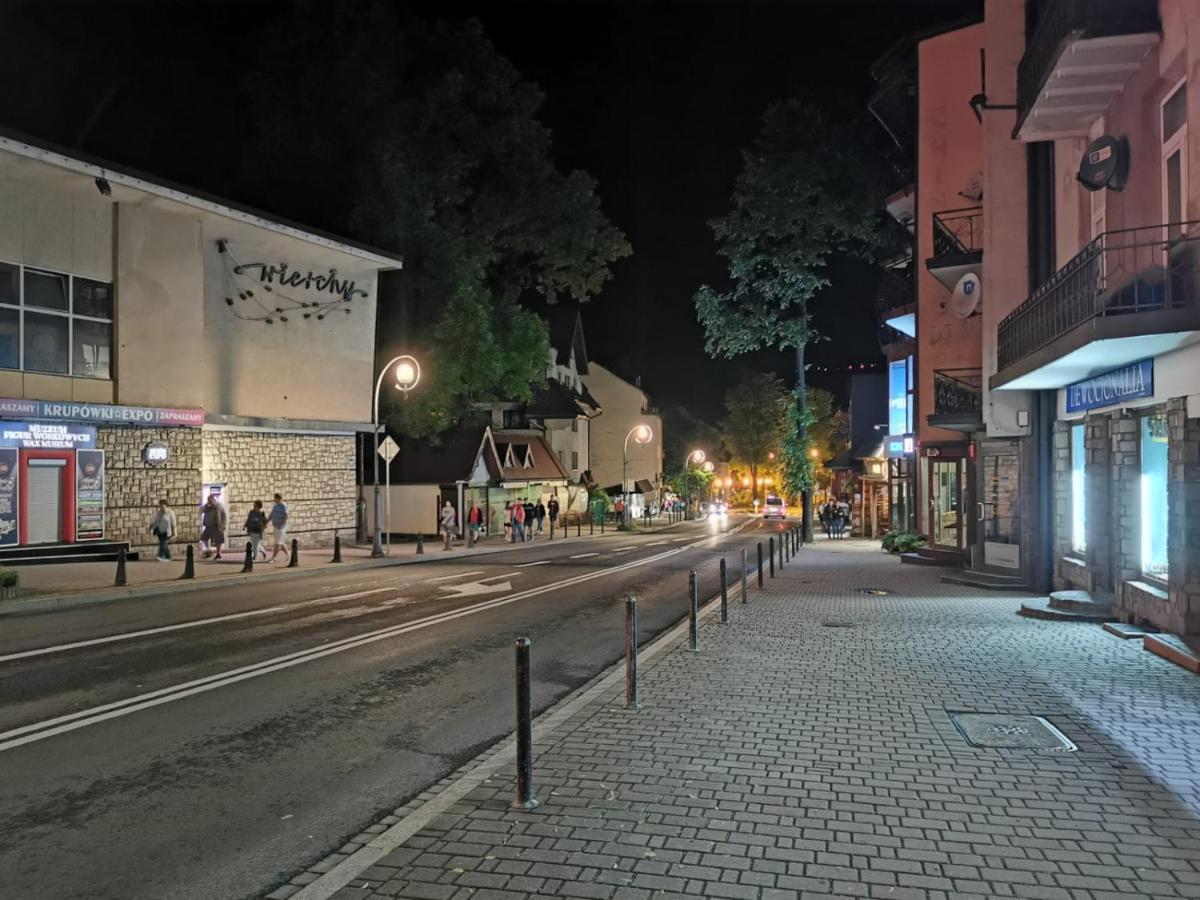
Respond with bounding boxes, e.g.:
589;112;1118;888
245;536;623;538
0;130;401;558
582;362;663;515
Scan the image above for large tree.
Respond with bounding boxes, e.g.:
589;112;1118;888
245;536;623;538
694;99;892;535
240;5;630;436
720;372;789;503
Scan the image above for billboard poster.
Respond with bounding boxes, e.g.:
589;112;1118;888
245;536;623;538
0;448;17;546
76;449;106;541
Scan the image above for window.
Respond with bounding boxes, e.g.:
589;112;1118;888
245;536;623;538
571;418;579;433
571;451;579;470
1162;80;1188;241
0;261;114;379
1070;423;1086;554
1140;414;1169;581
888;357;913;435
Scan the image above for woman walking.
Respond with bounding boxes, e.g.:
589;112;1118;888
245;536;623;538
201;494;227;560
148;499;177;562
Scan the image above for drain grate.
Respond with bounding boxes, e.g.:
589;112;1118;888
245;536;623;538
950;713;1076;752
820;621;858;628
860;588;890;596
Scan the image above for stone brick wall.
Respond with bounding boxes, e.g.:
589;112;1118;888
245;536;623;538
1167;398;1200;635
1109;413;1143;591
1051;421;1072;590
202;431;356;548
1083;415;1112;597
99;426;202;555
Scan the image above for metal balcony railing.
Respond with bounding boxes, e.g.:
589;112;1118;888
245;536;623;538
877;323;913;353
875;270;914;321
997;223;1200;371
1016;0;1159;133
932;368;982;417
931;207;982;260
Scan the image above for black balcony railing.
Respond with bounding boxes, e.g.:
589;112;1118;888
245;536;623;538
1016;0;1159;133
997;223;1200;371
931;207;982;260
878;323;913;353
932;368;982;417
875;270;914;321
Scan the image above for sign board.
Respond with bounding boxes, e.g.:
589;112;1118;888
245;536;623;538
0;398;204;427
76;449;105;541
0;422;95;450
0;448;17;546
1065;359;1153;413
143;442;170;466
884;435;914;459
377;435;400;463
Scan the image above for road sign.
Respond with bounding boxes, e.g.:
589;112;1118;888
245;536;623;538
377;435;400;463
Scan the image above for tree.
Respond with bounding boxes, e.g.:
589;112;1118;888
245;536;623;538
240;5;631;436
719;372;789;503
781;387;845;497
694;99;892;535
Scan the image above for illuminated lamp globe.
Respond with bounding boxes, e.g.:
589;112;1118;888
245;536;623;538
634;424;653;444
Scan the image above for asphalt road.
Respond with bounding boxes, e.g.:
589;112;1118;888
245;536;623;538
0;514;793;900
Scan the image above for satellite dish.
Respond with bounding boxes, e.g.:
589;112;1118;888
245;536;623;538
961;170;984;202
950;272;981;318
1077;135;1129;192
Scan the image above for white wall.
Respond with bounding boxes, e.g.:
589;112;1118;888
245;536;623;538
582;363;662;492
0;164;112;281
361;483;441;535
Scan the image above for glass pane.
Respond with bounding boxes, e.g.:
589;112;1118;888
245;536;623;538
0;262;16;306
1140;415;1169;580
931;460;960;547
23;311;68;374
73;277;113;319
984;452;1020;544
1071;423;1086;553
888;360;907;435
72;319;111;379
1163;84;1187;141
1167;150;1182;238
24;269;68;311
0;306;17;370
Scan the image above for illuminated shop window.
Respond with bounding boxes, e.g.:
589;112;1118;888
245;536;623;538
1140;414;1169;581
1070;423;1086;554
888;356;912;436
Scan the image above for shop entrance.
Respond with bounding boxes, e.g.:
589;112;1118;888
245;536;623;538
979;443;1021;570
929;457;966;550
23;456;72;545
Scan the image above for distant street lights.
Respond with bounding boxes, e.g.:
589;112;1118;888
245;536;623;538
373;354;421;557
623;424;653;526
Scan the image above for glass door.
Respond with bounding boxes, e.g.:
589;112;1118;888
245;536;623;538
981;450;1021;569
929;459;962;549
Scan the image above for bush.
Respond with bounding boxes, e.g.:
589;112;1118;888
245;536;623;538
0;567;18;588
882;530;926;554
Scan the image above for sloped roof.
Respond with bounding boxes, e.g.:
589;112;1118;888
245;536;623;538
370;421;491;485
526;379;600;419
491;430;570;484
545;305;589;375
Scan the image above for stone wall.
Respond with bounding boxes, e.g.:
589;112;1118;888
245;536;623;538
202;431;355;547
1051;422;1072;590
1083;415;1112;597
1109;413;1143;591
1167;398;1200;635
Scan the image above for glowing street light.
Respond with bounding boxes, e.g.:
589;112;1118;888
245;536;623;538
623;424;653;526
809;447;820;459
687;449;706;466
372;354;421;557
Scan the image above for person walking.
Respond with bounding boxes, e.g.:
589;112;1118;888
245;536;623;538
148;499;177;562
547;495;560;534
440;500;457;550
534;498;546;535
269;493;289;562
244;500;269;562
513;499;526;543
201;494;227;560
523;498;535;541
467;500;483;546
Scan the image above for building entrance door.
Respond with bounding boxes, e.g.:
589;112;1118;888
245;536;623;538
929;458;964;550
980;445;1021;570
26;459;66;544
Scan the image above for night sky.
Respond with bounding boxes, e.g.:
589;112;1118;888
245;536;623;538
1;0;977;421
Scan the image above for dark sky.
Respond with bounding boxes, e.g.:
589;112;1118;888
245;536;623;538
0;0;978;421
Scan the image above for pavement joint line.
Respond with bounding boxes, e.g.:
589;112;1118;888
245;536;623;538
0;526;751;752
286;577;733;900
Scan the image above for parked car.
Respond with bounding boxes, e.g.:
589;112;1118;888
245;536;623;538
762;496;786;519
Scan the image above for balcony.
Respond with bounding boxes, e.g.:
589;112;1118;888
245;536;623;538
1015;0;1159;141
994;223;1200;390
928;368;982;433
875;270;915;337
878;323;913;355
926;207;982;290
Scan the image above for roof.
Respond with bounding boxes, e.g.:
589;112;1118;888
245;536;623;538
491;430;570;484
376;422;491;485
545;305;589;375
525;379;599;420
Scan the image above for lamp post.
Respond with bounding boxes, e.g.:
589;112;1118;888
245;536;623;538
622;424;653;527
685;450;706;520
373;355;420;557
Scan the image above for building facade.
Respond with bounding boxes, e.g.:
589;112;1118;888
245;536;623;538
0;131;401;557
581;362;663;518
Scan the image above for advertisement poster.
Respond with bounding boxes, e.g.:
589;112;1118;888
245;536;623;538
0;448;17;546
76;449;106;541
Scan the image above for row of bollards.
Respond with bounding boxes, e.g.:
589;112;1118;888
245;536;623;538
114;532;345;586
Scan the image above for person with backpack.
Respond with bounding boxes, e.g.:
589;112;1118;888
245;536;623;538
269;493;289;561
547;495;560;534
148;499;177;562
534;498;546;535
523;498;535;540
244;500;269;562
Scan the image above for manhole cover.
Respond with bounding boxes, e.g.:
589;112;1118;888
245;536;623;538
820;621;858;628
861;588;890;596
950;713;1076;752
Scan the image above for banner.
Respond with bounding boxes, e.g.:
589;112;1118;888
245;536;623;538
76;449;105;541
0;449;17;546
0;399;203;428
1066;360;1153;413
0;422;95;450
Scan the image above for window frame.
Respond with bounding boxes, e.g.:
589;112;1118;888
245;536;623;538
1138;411;1170;586
1069;422;1086;555
1161;77;1189;240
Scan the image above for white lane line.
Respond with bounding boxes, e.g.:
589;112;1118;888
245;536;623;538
0;588;395;664
426;571;483;583
647;541;669;546
613;546;636;553
514;560;550;568
569;553;599;559
672;538;689;543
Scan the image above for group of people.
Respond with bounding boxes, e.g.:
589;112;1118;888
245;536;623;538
437;496;564;550
818;498;852;540
147;493;289;562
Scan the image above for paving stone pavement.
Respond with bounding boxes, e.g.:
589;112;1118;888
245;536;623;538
291;539;1200;900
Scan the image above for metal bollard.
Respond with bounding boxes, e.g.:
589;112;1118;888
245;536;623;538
576;516;581;537
288;538;299;568
549;519;554;540
180;544;195;580
332;534;342;562
114;546;127;587
783;530;789;565
625;595;639;709
720;557;729;624
601;516;605;534
688;568;700;652
512;637;538;810
242;541;254;573
416;532;424;555
757;542;764;589
741;547;749;603
590;518;594;536
769;536;775;578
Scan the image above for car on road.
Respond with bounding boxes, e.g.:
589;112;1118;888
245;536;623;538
762;496;787;519
703;501;727;517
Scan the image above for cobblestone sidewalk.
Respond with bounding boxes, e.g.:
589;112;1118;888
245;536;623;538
281;539;1200;900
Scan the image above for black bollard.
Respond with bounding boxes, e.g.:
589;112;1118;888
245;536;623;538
332;534;342;563
114;546;127;587
601;515;605;534
625;595;639;710
769;536;775;578
242;541;254;573
784;529;789;564
180;544;195;580
741;548;749;603
757;542;764;589
416;532;424;555
576;516;581;537
590;517;594;536
688;569;699;652
549;519;554;541
720;558;728;624
288;538;299;568
512;637;538;810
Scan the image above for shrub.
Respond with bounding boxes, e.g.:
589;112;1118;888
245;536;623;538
882;530;926;554
0;568;18;588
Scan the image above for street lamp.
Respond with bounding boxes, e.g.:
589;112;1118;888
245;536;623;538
373;354;421;557
623;424;653;526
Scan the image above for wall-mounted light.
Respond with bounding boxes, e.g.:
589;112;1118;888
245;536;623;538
94;175;112;197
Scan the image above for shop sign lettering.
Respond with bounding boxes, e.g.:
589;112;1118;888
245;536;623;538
0;422;96;450
1066;360;1154;413
76;449;105;541
234;261;368;301
0;399;204;427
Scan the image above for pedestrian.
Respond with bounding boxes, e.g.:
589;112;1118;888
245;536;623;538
547;495;560;533
440;500;457;550
820;503;833;539
148;498;177;562
244;500;269;562
269;492;289;561
534;498;546;535
504;502;514;542
513;498;526;542
201;493;227;560
467;500;483;546
523;498;535;540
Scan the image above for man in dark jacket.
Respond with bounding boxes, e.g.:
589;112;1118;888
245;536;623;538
523;499;535;540
534;499;546;534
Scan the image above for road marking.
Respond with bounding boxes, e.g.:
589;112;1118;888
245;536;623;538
647;541;669;546
426;571;483;583
438;576;517;597
672;538;689;542
0;527;752;753
569;553;599;559
613;546;636;553
513;560;550;568
0;588;395;664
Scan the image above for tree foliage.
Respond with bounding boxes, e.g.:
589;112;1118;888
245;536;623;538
781;387;845;497
241;4;630;436
720;372;789;498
